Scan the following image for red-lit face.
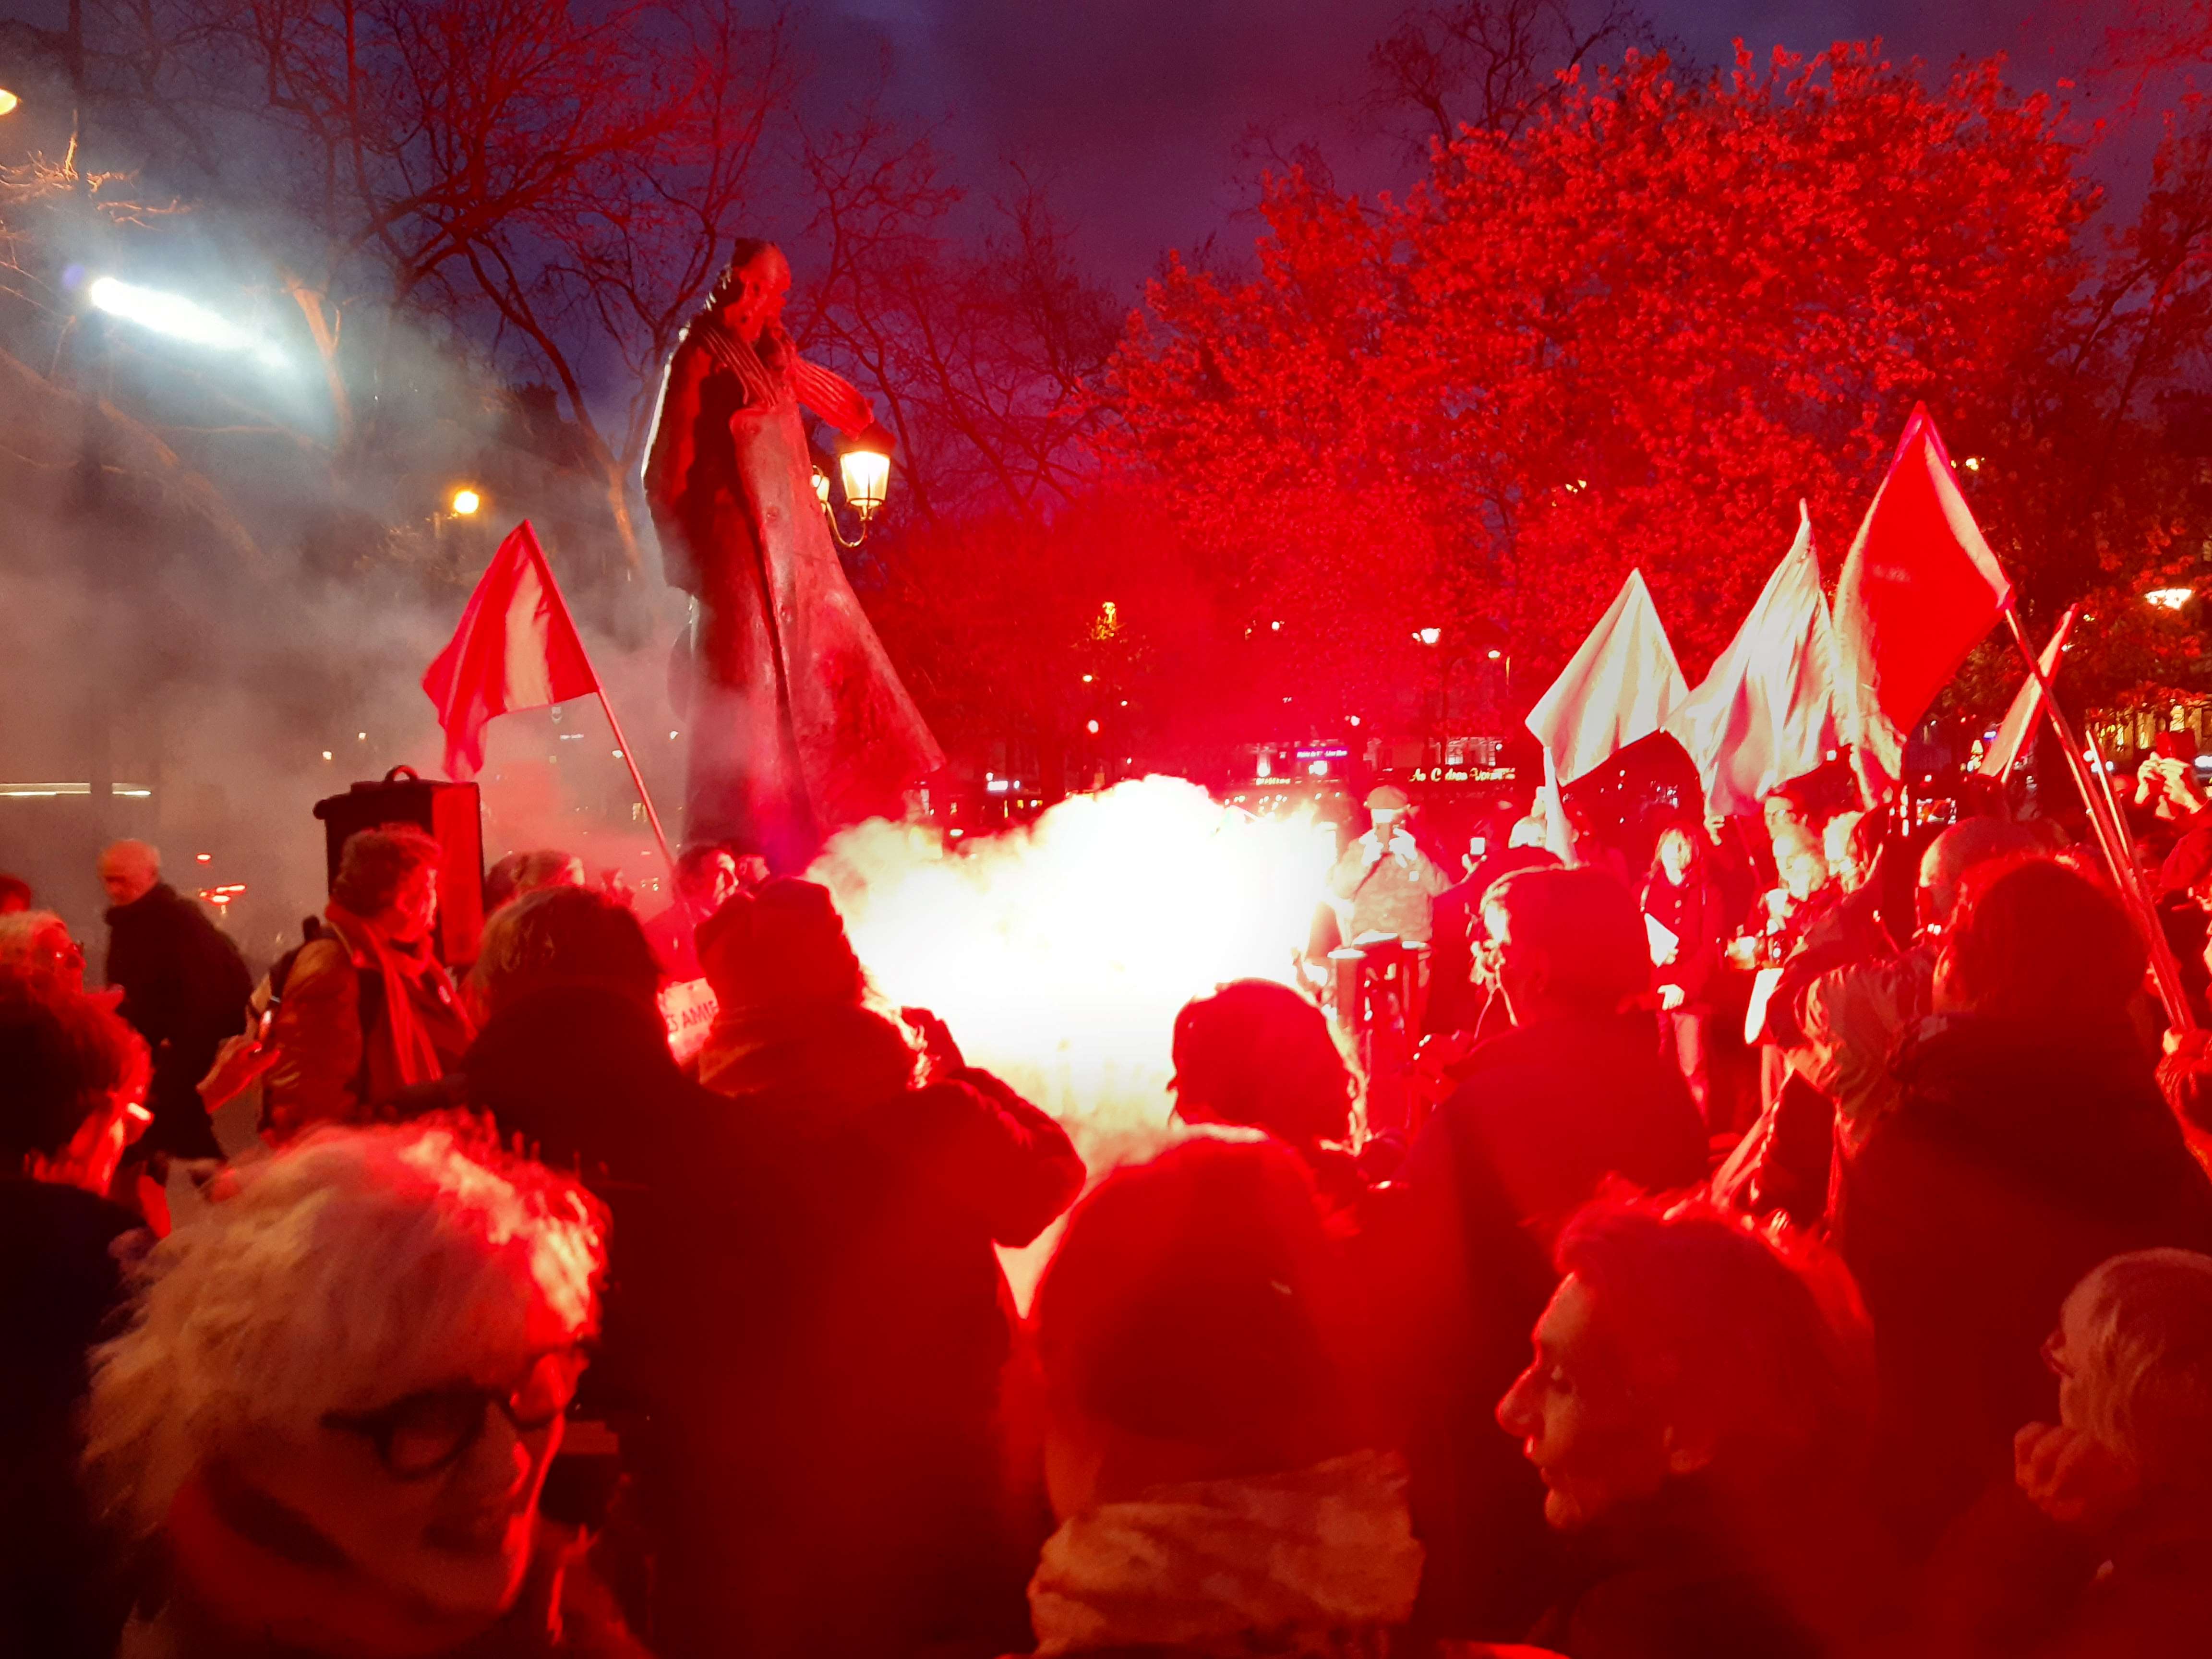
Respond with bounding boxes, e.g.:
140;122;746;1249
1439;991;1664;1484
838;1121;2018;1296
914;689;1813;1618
388;864;440;943
719;248;791;340
1497;1275;1672;1530
243;1334;580;1626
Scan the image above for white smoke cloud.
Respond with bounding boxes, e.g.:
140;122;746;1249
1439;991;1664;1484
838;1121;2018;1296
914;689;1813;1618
811;775;1338;1304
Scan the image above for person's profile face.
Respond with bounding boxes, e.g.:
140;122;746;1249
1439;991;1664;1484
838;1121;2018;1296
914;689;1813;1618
391;865;440;941
1658;831;1693;884
1496;1275;1671;1531
682;852;741;915
2046;1291;2099;1437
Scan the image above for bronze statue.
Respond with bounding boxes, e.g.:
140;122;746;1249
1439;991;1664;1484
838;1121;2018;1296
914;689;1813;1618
644;240;942;869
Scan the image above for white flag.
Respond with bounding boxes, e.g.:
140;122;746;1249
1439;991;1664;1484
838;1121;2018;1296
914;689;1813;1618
1664;503;1838;817
1527;568;1689;786
1974;605;2078;779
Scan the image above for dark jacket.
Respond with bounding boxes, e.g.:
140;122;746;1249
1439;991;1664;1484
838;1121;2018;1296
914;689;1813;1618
1919;1479;2212;1659
1641;868;1727;1006
1844;1015;2212;1553
656;1008;1085;1659
1528;1479;1827;1659
0;1179;139;1659
103;883;250;1158
1395;1010;1710;1639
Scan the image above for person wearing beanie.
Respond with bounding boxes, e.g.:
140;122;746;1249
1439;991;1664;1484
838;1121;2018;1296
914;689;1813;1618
677;877;1086;1659
1327;785;1450;946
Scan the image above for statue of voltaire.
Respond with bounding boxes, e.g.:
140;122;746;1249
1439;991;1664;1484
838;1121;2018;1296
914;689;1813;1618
644;240;942;869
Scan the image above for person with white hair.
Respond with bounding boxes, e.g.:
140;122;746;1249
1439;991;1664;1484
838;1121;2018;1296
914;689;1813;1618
82;1119;643;1658
1922;1249;2212;1656
97;840;250;1164
0;907;87;990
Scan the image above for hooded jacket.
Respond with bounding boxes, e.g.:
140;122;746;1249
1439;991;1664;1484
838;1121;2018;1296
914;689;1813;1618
1844;1013;2212;1551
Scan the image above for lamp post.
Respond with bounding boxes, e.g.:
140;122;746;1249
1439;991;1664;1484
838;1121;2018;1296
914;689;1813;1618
816;427;893;549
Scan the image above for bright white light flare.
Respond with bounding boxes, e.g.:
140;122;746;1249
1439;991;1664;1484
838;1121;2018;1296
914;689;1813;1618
815;776;1335;1138
2145;587;2194;611
87;276;287;369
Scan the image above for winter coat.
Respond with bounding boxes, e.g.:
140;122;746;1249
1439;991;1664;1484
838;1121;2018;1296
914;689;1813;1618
1843;1014;2212;1553
102;883;250;1159
1918;1479;2212;1659
1394;1010;1709;1640
1329;834;1451;945
661;1003;1086;1659
1641;869;1727;1007
1525;1479;1828;1659
258;907;473;1142
116;1515;647;1659
1028;1450;1423;1659
0;1179;139;1659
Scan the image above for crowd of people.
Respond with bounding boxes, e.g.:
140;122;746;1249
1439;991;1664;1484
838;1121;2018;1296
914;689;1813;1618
6;774;2212;1658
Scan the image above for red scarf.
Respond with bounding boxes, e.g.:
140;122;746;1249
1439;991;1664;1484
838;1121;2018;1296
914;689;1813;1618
161;1468;527;1658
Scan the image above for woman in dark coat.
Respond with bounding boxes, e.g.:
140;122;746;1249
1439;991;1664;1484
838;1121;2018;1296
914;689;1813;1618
1641;821;1730;1128
1843;857;2212;1556
681;878;1087;1659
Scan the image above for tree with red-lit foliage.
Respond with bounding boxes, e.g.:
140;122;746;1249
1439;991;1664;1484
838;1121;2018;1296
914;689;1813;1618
1114;45;2105;709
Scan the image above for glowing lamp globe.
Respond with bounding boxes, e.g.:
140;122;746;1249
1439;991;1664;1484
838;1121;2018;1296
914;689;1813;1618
450;487;482;516
811;468;831;506
839;436;892;522
0;90;19;117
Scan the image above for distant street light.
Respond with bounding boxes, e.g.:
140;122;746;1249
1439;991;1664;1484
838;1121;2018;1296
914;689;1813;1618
86;275;287;369
0;90;20;117
450;487;482;516
1413;626;1442;647
2146;587;2195;611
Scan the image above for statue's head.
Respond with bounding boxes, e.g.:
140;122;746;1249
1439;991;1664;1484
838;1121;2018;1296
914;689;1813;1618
710;240;791;340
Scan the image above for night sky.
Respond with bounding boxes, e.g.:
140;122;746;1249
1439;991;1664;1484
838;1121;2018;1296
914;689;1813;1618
790;0;2101;291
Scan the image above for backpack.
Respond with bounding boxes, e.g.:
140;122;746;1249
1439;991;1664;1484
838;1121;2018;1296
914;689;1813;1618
259;916;388;1121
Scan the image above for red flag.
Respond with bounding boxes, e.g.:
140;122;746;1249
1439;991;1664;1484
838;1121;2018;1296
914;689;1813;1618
421;521;598;781
1833;405;2012;790
1974;604;2078;780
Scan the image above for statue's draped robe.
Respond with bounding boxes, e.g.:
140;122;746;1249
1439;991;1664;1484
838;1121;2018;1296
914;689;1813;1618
647;317;942;867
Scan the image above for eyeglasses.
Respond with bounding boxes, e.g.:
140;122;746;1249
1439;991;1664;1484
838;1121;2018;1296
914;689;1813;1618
2041;1328;2073;1382
324;1347;587;1480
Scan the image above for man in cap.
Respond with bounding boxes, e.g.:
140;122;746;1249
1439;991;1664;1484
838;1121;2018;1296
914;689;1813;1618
1327;784;1451;945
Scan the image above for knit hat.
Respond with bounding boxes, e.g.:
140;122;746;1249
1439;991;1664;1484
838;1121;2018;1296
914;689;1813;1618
696;878;868;1013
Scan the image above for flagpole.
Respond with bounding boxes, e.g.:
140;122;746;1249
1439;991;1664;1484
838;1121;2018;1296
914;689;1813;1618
2001;604;2195;1032
593;689;678;880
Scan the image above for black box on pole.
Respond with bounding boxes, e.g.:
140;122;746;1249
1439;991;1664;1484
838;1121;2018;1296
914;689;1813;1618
313;766;485;965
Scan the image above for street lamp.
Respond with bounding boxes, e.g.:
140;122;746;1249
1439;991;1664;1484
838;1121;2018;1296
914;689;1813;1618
1413;626;1442;647
0;90;20;117
450;486;482;516
839;429;892;521
817;428;893;549
85;274;287;369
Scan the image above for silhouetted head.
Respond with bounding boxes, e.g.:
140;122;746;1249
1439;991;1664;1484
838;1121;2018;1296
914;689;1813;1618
1171;979;1356;1147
